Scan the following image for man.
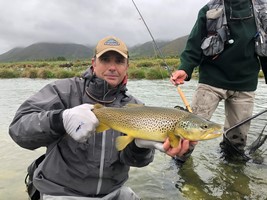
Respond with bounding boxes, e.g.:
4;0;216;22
9;36;193;200
171;0;267;158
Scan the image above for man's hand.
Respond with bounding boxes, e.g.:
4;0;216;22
163;138;198;158
170;70;188;85
62;104;99;143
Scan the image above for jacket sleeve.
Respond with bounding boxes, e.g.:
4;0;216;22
178;6;208;80
119;140;155;167
9;79;80;150
259;56;267;84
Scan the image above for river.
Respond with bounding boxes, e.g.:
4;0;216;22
0;78;266;200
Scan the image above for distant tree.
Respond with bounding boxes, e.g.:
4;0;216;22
57;56;67;61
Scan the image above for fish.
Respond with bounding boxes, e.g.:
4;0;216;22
92;104;223;151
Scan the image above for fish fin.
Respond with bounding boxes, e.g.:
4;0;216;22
96;123;110;133
116;135;134;151
168;132;180;148
94;103;104;109
174;105;189;112
124;103;144;108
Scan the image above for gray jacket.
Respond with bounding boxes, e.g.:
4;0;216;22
9;67;154;197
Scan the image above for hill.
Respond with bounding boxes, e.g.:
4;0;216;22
0;35;189;62
0;43;94;62
161;35;189;56
130;35;189;58
129;40;170;58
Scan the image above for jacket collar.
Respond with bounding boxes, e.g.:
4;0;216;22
82;67;128;104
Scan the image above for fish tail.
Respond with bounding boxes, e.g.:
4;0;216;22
116;135;134;151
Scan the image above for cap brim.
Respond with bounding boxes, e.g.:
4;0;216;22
96;48;128;58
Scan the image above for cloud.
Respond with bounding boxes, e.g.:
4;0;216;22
0;0;208;54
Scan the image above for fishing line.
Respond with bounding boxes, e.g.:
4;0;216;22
131;0;171;74
131;0;192;112
132;0;267;160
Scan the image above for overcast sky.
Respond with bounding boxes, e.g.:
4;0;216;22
0;0;208;54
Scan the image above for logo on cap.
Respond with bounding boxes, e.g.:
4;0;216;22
104;39;120;46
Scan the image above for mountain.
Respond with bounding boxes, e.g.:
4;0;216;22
129;40;170;58
0;47;24;61
0;35;189;62
130;35;189;58
0;43;94;62
161;35;189;56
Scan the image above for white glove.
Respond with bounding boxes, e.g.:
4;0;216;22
62;104;99;143
135;139;166;152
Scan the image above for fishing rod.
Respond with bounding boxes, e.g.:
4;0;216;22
131;0;192;112
132;0;267;160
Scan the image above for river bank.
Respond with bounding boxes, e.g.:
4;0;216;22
0;58;203;79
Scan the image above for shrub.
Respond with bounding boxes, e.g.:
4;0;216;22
145;66;169;79
37;69;55;79
128;68;146;79
135;60;155;68
56;70;76;78
22;69;39;78
159;59;180;70
0;69;20;78
36;63;49;68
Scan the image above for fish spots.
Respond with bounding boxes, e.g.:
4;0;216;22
93;104;223;151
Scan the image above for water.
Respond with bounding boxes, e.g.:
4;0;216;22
0;78;266;200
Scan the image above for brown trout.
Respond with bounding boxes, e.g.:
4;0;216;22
92;104;223;151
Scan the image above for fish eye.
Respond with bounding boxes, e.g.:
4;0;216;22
201;125;208;129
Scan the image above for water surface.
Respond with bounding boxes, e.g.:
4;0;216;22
0;78;266;200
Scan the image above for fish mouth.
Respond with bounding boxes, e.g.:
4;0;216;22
202;127;224;139
176;126;223;141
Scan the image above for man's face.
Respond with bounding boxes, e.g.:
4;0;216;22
92;51;128;87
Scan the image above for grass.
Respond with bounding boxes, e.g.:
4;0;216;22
0;60;89;79
0;58;182;79
1;58;262;80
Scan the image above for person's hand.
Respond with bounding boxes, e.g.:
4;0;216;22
170;70;188;85
163;138;198;158
62;104;99;143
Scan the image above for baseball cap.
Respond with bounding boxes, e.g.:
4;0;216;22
95;36;128;58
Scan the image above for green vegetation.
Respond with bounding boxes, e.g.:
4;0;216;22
0;60;89;79
0;58;218;80
0;58;181;79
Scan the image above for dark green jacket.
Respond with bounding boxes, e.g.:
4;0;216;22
179;0;267;90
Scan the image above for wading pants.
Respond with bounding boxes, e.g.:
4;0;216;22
191;83;255;151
